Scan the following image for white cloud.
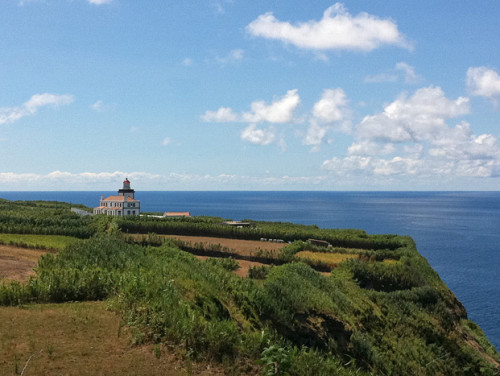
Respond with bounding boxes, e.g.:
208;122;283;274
0;93;74;125
203;89;300;124
215;49;244;65
347;140;395;156
395;62;420;84
356;86;469;143
303;121;328;148
19;0;112;5
0;170;333;190
242;89;300;123
312;88;348;123
90;100;105;112
365;62;421;84
182;58;193;66
246;3;410;52
209;0;233;14
467;66;500;97
364;72;398;84
322;155;492;177
325;86;500;179
88;0;113;5
161;137;172;146
241;124;276;145
202;107;238;122
428;122;499;161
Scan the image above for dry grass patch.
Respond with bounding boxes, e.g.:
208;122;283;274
160;235;285;257
296;251;359;267
0;301;225;376
0;245;47;282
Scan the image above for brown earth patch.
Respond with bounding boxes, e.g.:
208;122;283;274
194;255;270;278
0;301;229;376
0;245;47;282
161;235;286;257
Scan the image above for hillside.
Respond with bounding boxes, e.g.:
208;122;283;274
0;199;498;375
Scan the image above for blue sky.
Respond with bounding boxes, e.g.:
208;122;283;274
1;0;500;190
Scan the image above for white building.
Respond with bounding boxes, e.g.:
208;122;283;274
93;178;141;216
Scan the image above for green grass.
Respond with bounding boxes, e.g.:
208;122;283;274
0;199;498;374
0;234;81;251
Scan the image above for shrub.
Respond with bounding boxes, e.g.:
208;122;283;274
260;344;292;376
205;257;241;272
248;265;271;279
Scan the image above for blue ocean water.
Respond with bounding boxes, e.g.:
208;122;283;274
1;190;499;349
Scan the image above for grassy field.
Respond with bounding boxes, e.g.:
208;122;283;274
0;234;81;251
295;251;359;266
0;301;226;376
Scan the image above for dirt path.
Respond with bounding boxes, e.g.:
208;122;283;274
161;234;286;257
0;245;47;282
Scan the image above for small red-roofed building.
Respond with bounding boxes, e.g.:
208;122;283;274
164;211;191;217
93;178;141;216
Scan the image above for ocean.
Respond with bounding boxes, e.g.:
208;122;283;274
1;190;499;349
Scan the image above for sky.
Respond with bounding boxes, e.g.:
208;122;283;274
1;0;500;191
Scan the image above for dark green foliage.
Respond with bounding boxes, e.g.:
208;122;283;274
0;199;95;238
260;345;292;376
248;265;271;279
348;257;428;292
115;215;403;250
205;256;241;271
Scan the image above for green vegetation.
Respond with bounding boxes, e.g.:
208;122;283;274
0;233;81;251
115;215;402;250
0;199;94;238
0;198;498;375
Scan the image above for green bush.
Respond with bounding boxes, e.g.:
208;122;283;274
248;265;271;279
205;257;241;272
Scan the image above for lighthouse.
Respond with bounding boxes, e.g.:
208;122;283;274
93;178;141;216
118;178;135;199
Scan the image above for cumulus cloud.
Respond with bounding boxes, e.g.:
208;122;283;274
428;122;499;161
467;66;500;97
243;89;300;123
241;124;276;145
202;107;239;122
308;88;351;143
323;155;459;177
161;137;172;146
303;121;328;149
202;89;300;124
0;93;74;125
356;86;469;143
246;3;410;52
365;62;421;84
312;88;348;123
323;86;500;179
347;140;395;156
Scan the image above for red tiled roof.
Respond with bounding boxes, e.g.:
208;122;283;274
164;212;191;217
102;195;138;202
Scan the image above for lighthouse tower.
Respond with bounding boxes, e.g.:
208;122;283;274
118;178;135;199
